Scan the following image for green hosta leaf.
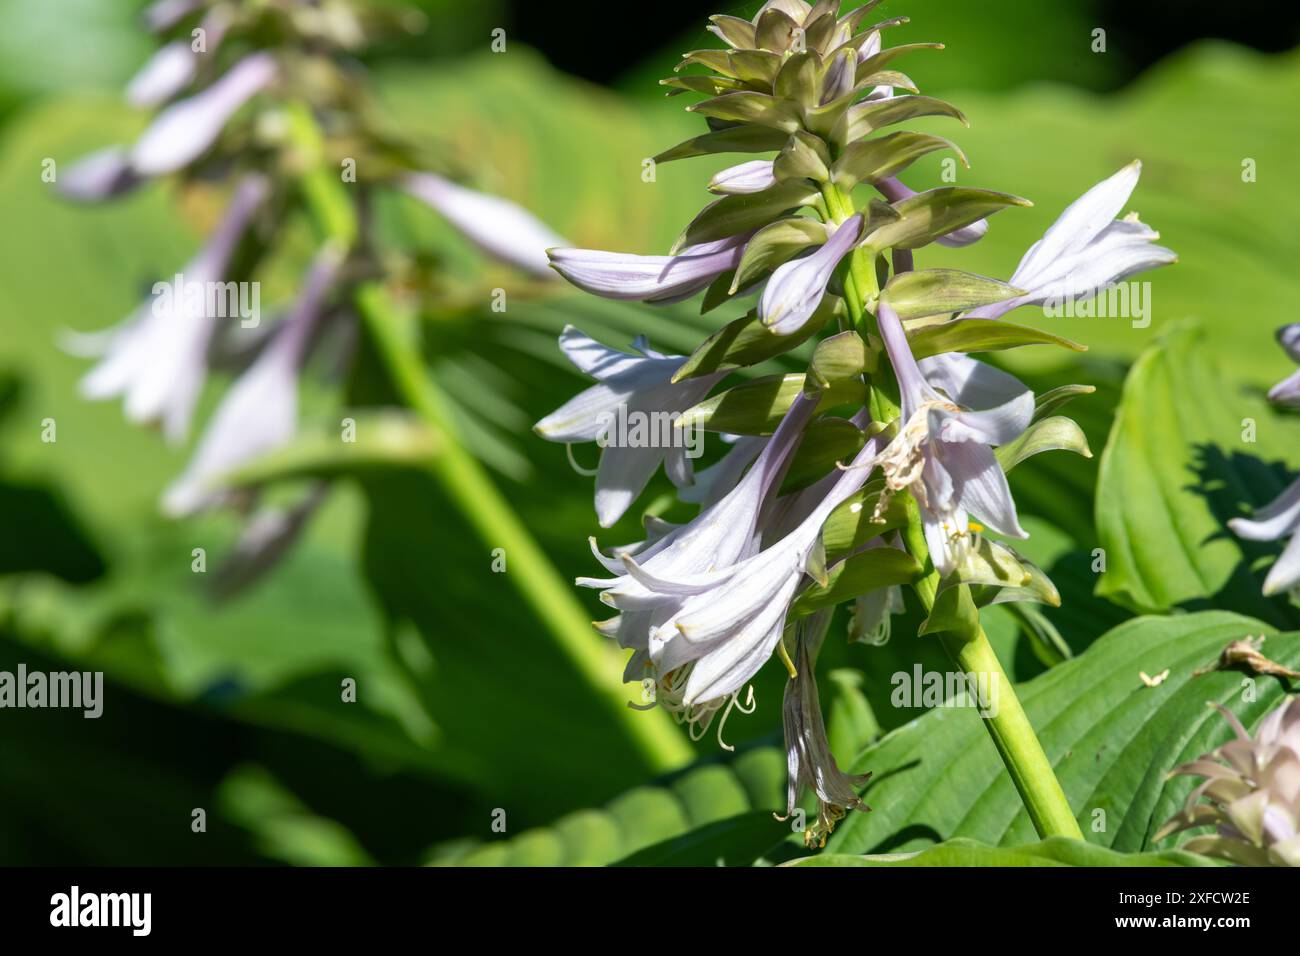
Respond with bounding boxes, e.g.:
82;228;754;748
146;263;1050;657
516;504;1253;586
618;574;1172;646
1095;322;1300;625
673;181;821;252
779;418;866;493
830;131;969;189
654;125;790;164
730;217;828;291
882;268;1022;320
672;303;829;383
823;611;1300;857
427;748;789;867
789;836;1215;867
997;416;1093;473
807;330;879;390
680;374;868;435
833;94;968;147
224;412;441;487
861;187;1030;252
687;92;803;132
907;318;1086;360
792;547;922;617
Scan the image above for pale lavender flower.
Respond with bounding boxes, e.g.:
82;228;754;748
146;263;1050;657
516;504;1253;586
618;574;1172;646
708;160;777;195
212;483;331;598
144;0;202;32
759;214;863;335
875;177;987;247
534;327;727;527
1229;477;1300;597
782;611;871;846
126;41;199;107
58;147;142;202
163;244;344;516
606;422;888;711
965;161;1176;319
132;52;277;176
400;172;566;278
582;395;822;727
875;301;1033;575
548;234;749;304
75;174;270;443
1266;324;1300;407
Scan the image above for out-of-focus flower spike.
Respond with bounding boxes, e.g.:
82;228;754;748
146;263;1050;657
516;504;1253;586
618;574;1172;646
400;171;566;278
132;51;277;176
759;213;862;335
162;243;345;516
77;173;271;443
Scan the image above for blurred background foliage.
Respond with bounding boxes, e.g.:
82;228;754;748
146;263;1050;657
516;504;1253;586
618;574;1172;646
0;0;1296;865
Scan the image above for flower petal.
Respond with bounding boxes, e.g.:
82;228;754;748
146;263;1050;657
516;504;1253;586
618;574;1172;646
919;352;1029;410
400;172;566;277
939;440;1027;538
126;41;197;107
1229;477;1300;542
708;160;777;195
548;235;746;301
58;147;143;202
760;214;862;335
931;391;1034;446
132;52;277;176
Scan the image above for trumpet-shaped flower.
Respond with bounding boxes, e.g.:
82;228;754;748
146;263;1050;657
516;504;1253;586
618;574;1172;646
76;174;270;443
759;214;862;335
782;613;872;846
1266;324;1300;407
965;161;1176;319
1229;477;1300;597
708;160;778;195
548;234;749;304
58;147;142;202
400;172;567;278
609;426;888;711
132;52;276;176
876;301;1033;575
534;327;727;527
126;41;199;107
163;245;344;515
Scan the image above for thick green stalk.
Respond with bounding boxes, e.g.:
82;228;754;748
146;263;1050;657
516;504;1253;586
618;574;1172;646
285;104;693;771
900;501;1082;840
824;179;1081;839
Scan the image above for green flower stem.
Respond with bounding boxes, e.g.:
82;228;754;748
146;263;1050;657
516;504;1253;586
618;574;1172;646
899;500;1082;840
284;103;693;772
823;177;1081;839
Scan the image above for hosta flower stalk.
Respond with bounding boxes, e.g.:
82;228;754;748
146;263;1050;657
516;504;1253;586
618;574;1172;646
539;0;1176;842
